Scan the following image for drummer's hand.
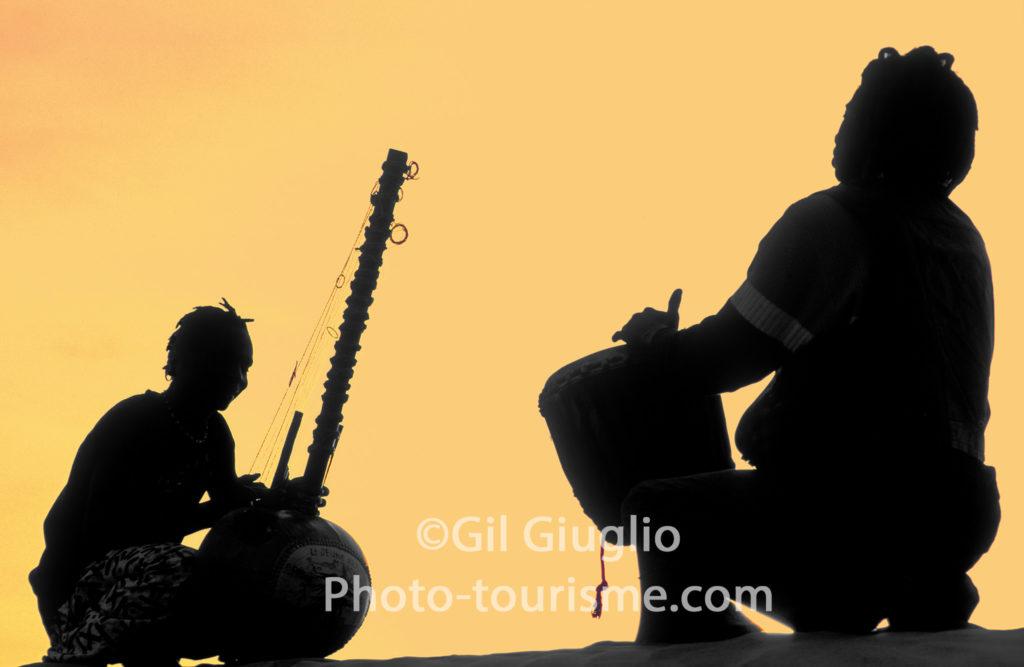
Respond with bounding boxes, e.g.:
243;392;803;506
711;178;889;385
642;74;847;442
612;288;683;346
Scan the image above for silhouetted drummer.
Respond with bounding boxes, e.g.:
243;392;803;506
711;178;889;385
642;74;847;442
611;47;1000;642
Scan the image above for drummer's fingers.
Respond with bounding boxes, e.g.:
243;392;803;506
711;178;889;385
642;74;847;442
614;322;641;344
614;307;664;343
613;318;638;342
667;288;683;315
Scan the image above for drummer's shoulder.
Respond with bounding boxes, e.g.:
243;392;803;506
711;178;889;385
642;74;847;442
780;185;854;221
766;186;865;247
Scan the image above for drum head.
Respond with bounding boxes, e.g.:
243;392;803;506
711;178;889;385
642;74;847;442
539;346;732;544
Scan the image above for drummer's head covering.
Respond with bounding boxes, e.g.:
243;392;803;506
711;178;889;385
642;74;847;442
832;46;977;195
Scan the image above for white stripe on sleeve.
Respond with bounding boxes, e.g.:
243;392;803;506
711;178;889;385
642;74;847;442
729;281;814;353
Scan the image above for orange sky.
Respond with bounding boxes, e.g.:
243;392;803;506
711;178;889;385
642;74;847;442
2;2;1022;664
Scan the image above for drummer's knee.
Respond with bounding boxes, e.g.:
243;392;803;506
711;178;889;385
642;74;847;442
622;475;717;538
622;478;680;526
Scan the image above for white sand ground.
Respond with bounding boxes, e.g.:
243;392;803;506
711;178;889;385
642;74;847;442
238;627;1024;666
22;627;1024;666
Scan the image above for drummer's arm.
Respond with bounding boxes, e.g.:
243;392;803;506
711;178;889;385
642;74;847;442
651;191;866;393
649;301;788;394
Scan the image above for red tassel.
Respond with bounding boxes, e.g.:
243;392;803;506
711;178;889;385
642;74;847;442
592;543;609;618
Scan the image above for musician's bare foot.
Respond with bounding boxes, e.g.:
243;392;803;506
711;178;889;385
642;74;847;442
635;605;761;644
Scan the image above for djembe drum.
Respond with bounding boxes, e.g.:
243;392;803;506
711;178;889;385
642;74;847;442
539;345;732;544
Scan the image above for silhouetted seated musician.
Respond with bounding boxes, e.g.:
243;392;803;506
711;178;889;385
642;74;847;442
28;300;321;666
609;47;1000;643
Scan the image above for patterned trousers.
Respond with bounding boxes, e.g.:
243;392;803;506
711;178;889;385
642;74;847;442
44;543;196;664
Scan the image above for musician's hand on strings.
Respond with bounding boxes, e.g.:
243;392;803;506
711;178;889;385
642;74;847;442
205;473;268;520
238;472;263;487
224;473;270;510
612;288;683;346
237;472;270;499
274;476;329;515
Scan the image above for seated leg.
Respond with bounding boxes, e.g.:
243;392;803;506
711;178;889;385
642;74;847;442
621;469;889;642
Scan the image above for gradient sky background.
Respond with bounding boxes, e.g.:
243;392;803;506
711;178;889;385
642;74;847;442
2;1;1022;664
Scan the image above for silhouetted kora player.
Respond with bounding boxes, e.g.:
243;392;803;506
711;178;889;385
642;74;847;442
28;300;322;665
591;46;998;642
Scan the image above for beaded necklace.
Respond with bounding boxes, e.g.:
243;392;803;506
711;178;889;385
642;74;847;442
160;392;209;445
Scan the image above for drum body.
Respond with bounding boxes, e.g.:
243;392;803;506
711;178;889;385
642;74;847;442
539;345;732;544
